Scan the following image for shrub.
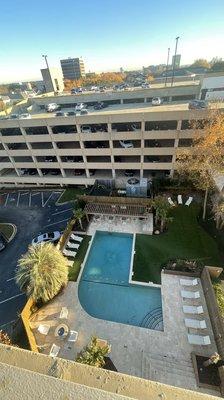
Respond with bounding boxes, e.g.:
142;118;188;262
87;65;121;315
165;258;204;273
213;282;224;318
76;336;111;368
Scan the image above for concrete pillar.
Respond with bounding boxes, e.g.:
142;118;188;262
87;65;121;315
144;97;147;103
120;99;123;104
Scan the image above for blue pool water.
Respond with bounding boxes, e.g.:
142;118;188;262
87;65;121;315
78;231;163;330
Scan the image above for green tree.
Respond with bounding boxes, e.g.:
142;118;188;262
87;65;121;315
212;198;224;230
0;330;13;345
16;242;68;303
73;208;85;230
191;59;210;69
76;336;111;368
152;195;172;232
211;61;224;72
176;112;224;220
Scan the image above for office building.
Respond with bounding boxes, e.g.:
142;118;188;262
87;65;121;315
41;67;64;93
60;58;85;80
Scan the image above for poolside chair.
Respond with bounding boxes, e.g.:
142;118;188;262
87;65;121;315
68;330;78;342
180;278;198;287
177;195;183;205
67;260;74;267
187;334;211;346
167;197;175;206
59;307;68;319
67;241;80;250
49;343;60;357
184;318;206;329
181;290;200;299
70;233;83;242
63;249;77;258
183;305;204;314
37;324;50;335
185;196;193;206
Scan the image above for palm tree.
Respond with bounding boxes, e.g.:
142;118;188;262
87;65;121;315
152;195;172;232
16;242;68;304
73;208;85;230
76;336;111;368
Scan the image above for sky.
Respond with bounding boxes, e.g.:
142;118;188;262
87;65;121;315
0;0;224;83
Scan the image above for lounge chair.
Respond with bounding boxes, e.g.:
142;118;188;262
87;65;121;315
183;305;204;314
49;343;60;357
184;318;206;329
70;234;83;242
67;242;80;250
185;196;193;206
177;195;183;205
167;197;175;206
67;260;74;267
181;290;200;299
68;330;78;342
59;307;68;319
180;278;198;286
63;249;77;257
37;324;50;335
187;334;211;345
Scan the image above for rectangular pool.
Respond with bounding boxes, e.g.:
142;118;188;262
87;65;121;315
78;231;163;330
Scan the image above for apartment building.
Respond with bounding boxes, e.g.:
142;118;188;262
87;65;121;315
0;98;221;189
60;57;85;80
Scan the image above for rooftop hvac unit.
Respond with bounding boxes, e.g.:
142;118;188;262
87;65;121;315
126;178;148;198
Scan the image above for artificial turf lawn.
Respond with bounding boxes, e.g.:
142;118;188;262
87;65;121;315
133;204;223;284
68;235;91;281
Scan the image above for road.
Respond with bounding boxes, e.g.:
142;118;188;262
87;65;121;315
0;190;73;334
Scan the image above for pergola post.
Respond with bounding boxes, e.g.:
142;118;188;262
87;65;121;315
85;212;89;222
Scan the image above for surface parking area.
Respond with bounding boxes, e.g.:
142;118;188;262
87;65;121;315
0;189;73;334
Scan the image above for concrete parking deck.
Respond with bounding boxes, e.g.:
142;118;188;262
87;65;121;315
30;272;218;396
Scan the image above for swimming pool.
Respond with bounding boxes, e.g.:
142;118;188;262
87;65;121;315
78;231;163;330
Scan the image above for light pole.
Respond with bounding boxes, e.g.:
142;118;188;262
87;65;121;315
171;36;180;87
42;54;54;92
164;47;170;87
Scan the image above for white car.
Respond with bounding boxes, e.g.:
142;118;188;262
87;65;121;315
19;113;31;119
152;97;162;106
130;123;139;131
81;125;92;133
45;103;59;112
119;140;133;148
32;231;61;245
75;103;85;111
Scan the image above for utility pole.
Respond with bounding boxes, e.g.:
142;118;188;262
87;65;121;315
171;36;180;87
164;47;170;87
42;54;54;92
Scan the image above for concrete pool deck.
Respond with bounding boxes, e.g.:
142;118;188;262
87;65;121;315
29;272;218;396
87;215;153;236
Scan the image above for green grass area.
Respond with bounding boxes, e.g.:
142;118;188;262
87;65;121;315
133;204;223;284
0;223;14;241
68;235;91;281
57;187;87;204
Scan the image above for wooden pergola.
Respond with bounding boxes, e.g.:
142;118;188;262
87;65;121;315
84;202;150;219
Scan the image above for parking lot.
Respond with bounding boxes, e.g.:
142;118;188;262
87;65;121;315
0;190;73;334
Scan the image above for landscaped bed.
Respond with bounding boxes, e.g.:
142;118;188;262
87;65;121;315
0;223;15;241
57;187;88;204
68;235;91;281
133;204;223;284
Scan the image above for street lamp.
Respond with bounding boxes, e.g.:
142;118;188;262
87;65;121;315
42;54;54;92
164;47;170;87
171;36;180;87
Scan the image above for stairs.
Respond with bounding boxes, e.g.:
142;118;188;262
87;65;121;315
140;308;163;331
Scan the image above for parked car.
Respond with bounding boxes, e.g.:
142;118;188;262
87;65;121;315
66;111;76;116
152;97;162;106
0;234;6;252
41;169;49;175
124;170;135;177
127;178;140;185
9;114;19;119
32;231;61;245
55;111;65;117
71;88;78;94
28;169;38;175
188;100;209;110
75;103;85;111
130;123;139;131
19;113;31;119
50;170;60;175
89;169;96;176
80;109;88;115
19;168;29;175
81;125;92;133
141;83;150;88
94;102;107;110
119;140;133;148
45;103;60;112
73;169;84;176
